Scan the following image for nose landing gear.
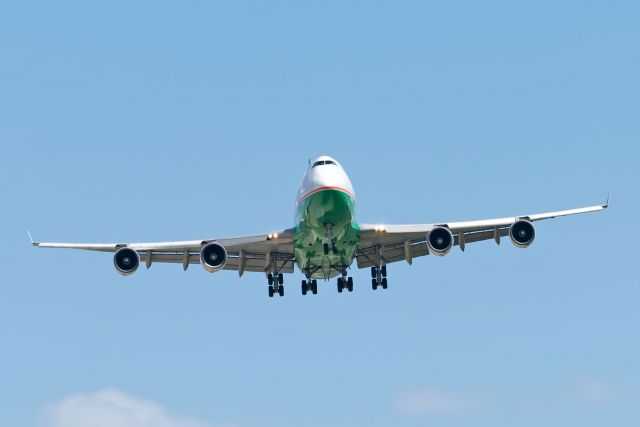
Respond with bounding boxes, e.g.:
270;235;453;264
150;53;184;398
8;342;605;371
323;224;338;255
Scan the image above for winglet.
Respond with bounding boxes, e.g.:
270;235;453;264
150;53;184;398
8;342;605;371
27;231;38;246
604;194;610;208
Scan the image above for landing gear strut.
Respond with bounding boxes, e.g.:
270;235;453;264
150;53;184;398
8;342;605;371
371;265;387;290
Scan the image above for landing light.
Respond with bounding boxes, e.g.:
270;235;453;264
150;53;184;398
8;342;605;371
374;225;386;232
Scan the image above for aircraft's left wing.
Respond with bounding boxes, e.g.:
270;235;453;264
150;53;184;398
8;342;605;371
31;228;296;276
355;201;608;269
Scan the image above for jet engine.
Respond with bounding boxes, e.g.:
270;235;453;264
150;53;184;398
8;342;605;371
200;242;228;272
427;226;454;256
509;219;536;248
113;247;140;276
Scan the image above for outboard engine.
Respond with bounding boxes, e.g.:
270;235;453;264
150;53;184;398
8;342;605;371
427;226;454;256
113;247;140;276
509;219;536;248
200;242;228;272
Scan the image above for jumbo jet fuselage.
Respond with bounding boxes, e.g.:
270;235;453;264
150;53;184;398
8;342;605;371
294;156;359;279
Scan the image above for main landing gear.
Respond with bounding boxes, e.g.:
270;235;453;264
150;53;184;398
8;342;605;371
371;265;388;290
337;268;354;293
301;279;318;295
337;276;354;293
267;272;284;297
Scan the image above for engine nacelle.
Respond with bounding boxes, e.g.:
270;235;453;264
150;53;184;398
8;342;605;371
113;247;140;276
510;219;536;248
200;242;228;273
427;226;454;256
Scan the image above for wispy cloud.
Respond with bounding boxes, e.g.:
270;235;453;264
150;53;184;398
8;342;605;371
42;388;222;427
393;385;495;416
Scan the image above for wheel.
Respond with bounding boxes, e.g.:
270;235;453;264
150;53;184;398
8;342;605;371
268;274;274;285
332;245;338;254
268;286;274;297
381;265;387;277
347;277;353;292
323;243;329;255
371;267;377;278
382;278;388;289
278;285;284;297
372;278;377;290
278;273;284;285
301;280;307;295
337;278;343;293
311;280;318;294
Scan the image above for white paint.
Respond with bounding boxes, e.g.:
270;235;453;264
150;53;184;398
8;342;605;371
296;155;355;204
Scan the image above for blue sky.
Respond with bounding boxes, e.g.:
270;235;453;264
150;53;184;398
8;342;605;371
1;1;638;426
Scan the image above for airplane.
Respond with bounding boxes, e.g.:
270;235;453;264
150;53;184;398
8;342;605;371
31;155;608;297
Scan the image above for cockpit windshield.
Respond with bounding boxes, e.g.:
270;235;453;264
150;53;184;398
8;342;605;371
312;160;336;168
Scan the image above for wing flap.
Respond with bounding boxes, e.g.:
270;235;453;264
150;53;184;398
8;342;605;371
356;240;430;269
139;252;295;273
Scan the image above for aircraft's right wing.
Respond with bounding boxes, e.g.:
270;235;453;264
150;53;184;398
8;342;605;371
355;201;608;269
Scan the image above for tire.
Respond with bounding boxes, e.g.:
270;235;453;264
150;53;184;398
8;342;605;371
268;286;274;297
337;278;343;293
323;243;329;255
382;278;388;289
381;266;387;277
312;280;318;294
278;286;284;297
347;277;353;292
268;274;273;286
301;280;307;295
372;278;377;290
278;273;284;285
371;267;377;278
